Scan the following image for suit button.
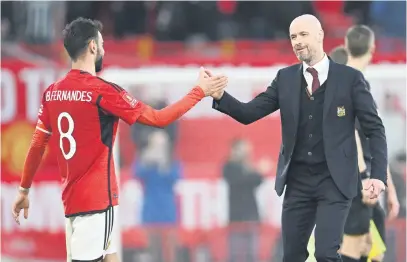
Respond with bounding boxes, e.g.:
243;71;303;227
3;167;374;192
309;115;313;119
309;134;313;138
308;152;312;156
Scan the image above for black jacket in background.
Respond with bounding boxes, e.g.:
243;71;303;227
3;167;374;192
223;161;263;222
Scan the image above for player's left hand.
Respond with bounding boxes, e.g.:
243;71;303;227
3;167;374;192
363;178;385;200
386;190;400;220
12;192;30;225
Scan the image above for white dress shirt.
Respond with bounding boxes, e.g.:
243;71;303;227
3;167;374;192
302;54;330;94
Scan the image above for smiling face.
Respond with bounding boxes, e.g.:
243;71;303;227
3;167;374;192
289;15;324;65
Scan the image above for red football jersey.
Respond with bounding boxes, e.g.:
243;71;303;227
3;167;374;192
38;69;145;216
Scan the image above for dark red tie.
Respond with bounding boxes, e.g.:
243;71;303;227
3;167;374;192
306;67;320;93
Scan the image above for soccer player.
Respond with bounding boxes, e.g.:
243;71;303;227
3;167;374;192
331;26;400;262
11;18;228;262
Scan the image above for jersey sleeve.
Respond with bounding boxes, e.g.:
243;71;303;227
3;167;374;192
94;81;146;125
37;95;52;134
20;127;50;188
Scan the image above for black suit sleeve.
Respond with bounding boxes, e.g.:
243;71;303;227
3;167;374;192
212;71;280;125
352;71;388;184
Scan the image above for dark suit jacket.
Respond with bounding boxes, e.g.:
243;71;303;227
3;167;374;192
213;61;388;199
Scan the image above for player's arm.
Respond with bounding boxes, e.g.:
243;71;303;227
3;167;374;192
20;100;52;191
137;87;204;127
386;165;400;219
96;83;205;128
355;129;367;174
386;166;396;196
19;104;52;191
20;122;51;190
13;100;52;225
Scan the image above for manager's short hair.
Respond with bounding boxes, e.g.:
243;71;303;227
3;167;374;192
329;45;348;65
345;25;375;58
62;17;103;61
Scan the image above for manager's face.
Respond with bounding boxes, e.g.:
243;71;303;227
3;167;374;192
289;22;321;64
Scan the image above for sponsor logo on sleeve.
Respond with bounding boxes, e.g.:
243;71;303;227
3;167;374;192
121;92;138;108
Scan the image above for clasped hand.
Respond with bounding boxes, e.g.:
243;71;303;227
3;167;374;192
362;178;385;205
197;67;227;99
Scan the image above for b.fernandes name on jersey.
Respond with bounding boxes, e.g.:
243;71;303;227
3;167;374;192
45;90;92;102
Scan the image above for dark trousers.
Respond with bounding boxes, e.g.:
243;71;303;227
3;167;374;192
282;162;352;262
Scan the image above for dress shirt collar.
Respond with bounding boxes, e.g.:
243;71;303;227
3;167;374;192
302;53;330;75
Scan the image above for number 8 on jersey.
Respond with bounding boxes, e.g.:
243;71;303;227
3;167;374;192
57;112;76;160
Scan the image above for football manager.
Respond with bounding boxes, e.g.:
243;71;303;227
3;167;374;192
209;14;387;262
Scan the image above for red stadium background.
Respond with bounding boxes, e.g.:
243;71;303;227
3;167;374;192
1;37;406;262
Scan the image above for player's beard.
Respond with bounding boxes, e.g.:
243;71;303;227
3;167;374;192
95;50;103;73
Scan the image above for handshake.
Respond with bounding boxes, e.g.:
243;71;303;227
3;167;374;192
196;67;228;100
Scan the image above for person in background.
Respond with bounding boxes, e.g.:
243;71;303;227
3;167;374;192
133;130;182;262
369;1;406;40
131;91;178;155
343;1;372;25
329;45;348;65
223;138;268;262
388;152;406;218
344;26;399;262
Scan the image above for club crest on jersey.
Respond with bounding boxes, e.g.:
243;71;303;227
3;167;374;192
121;92;137;108
337;106;346;117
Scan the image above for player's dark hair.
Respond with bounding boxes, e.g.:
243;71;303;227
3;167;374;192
329;45;348;65
345;25;374;58
62;17;103;61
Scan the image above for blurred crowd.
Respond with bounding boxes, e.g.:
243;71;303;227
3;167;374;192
1;1;406;44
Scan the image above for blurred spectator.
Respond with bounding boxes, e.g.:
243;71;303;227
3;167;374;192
131;91;178;154
223;138;265;262
24;1;66;44
134;130;180;224
111;2;149;38
3;1;406;45
1;1;14;40
66;2;96;23
388;152;406;218
343;1;372;25
370;1;406;40
265;1;318;39
133;130;182;261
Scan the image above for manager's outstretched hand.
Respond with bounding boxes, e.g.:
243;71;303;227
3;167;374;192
197;67;228;97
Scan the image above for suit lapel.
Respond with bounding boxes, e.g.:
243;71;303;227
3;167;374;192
323;61;338;121
291;64;302;132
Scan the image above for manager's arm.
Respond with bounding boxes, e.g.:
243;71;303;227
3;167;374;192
352;71;387;184
212;71;281;125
